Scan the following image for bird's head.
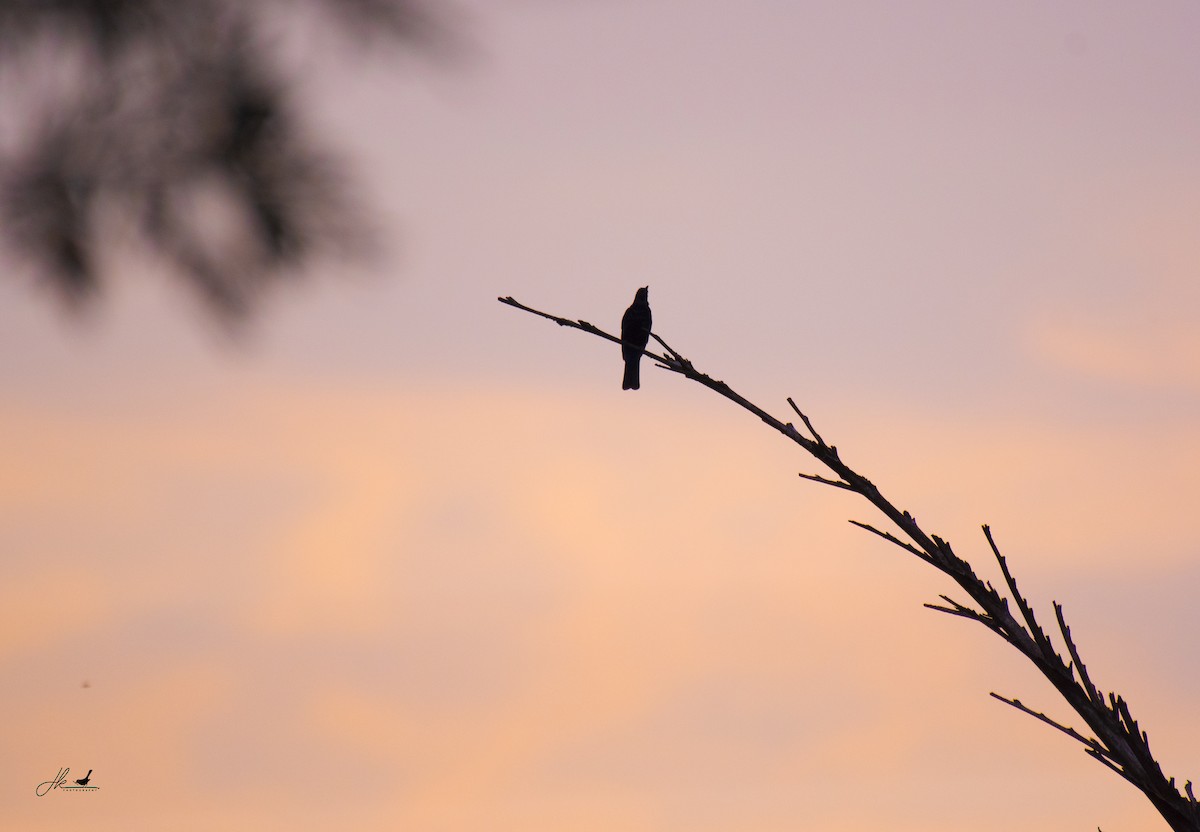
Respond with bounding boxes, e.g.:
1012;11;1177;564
636;286;649;302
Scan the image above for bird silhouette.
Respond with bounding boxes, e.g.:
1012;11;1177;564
620;286;652;390
75;770;92;786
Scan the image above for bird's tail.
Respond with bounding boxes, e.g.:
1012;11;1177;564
622;359;640;390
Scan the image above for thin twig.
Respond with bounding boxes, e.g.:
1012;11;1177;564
1055;601;1100;705
787;397;826;446
984;525;1054;653
651;332;685;363
990;693;1110;759
848;519;934;563
924;594;989;623
797;471;855;490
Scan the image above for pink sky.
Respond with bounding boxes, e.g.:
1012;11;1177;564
2;2;1198;830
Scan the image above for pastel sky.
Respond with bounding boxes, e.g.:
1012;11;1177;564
2;2;1198;830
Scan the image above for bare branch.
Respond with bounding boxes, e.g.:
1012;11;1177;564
500;294;1200;832
498;295;675;369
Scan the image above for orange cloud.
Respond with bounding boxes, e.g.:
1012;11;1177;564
1027;314;1200;391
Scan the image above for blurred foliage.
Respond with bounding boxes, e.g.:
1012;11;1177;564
0;0;444;320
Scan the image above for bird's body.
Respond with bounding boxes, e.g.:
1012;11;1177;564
620;287;652;390
75;770;92;786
